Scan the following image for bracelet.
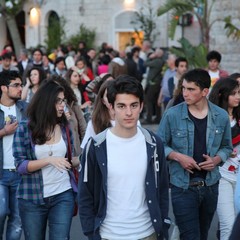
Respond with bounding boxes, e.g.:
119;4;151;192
3;127;8;136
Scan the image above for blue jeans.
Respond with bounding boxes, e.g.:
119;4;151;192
171;181;219;240
0;169;22;240
19;189;74;240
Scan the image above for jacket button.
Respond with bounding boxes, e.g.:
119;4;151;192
146;182;149;185
148;200;152;203
153;219;157;222
102;163;105;166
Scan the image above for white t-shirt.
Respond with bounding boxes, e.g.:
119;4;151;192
0;104;17;169
219;119;240;182
99;129;154;240
35;135;71;198
209;70;220;87
81;120;141;149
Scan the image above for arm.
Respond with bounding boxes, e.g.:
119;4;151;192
157;111;201;173
156;136;170;238
72;104;87;144
13;122;72;174
78;140;99;239
199;117;232;171
157;88;163;107
0;121;18;138
21;78;31;100
156;136;169;219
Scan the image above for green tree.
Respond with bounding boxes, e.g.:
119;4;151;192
45;16;66;52
131;0;159;44
0;0;24;56
66;24;96;50
158;0;221;50
224;16;240;40
171;37;208;68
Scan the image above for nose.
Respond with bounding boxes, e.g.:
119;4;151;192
125;106;132;116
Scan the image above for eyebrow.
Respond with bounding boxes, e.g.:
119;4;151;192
116;102;139;106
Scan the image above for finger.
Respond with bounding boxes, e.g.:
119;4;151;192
193;163;201;171
186;168;194;174
202;154;209;159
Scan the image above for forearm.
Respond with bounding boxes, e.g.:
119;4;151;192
212;155;222;166
0;127;8;138
27;158;51;172
21;86;30;100
168;151;182;162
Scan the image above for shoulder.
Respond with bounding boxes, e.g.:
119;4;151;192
208;101;228;117
138;127;163;144
165;102;185;116
219;69;229;77
92;129;108;145
16;100;28;109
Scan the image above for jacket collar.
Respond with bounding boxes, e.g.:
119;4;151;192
93;126;155;147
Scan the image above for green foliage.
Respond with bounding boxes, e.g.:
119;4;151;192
170;37;208;68
157;0;197;39
224;16;240;40
131;0;159;44
66;24;96;50
0;0;24;16
45;16;66;52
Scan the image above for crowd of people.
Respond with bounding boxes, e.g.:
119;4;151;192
0;39;240;240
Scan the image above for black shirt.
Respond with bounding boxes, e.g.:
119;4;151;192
188;110;207;179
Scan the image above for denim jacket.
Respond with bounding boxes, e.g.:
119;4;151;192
157;101;232;189
78;127;169;240
0;100;27;178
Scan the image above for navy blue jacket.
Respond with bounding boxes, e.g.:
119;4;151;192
78;127;169;240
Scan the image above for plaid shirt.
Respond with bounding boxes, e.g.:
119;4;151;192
13;120;77;204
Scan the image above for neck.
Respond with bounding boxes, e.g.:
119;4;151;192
176;72;181;79
210;69;219;73
0;97;15;107
188;98;208;118
228;107;233;116
71;83;78;88
111;125;138;138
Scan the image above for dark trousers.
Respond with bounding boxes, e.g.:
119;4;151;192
145;83;161;122
171;182;219;240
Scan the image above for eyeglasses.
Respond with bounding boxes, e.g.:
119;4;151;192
7;83;24;88
56;97;67;105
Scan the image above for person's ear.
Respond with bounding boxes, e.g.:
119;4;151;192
1;85;7;93
202;88;209;97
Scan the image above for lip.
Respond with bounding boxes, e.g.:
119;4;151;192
124;119;134;122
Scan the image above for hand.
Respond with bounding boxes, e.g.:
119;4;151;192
199;154;216;171
64;111;71;120
71;66;79;73
81;101;92;109
4;121;18;135
49;157;72;172
149;53;156;59
26;77;32;87
177;154;201;174
157;94;162;107
71;156;80;167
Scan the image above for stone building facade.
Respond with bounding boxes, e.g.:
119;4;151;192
0;0;239;73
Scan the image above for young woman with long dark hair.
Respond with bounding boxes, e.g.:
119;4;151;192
13;79;78;240
209;77;240;240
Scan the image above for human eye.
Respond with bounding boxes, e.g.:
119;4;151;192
117;104;125;109
131;103;139;109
